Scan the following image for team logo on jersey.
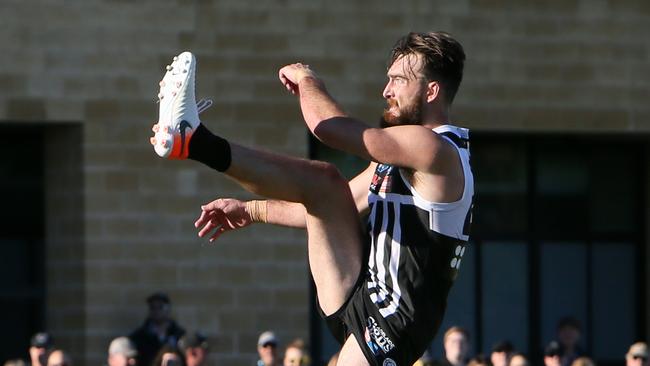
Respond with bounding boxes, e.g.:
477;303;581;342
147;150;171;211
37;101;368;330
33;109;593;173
366;316;395;354
370;165;393;194
383;359;397;366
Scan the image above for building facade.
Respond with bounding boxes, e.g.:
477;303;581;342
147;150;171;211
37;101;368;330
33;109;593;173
0;1;648;365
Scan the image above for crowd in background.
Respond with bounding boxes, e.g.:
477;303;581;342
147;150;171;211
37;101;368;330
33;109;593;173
3;292;648;366
413;324;648;366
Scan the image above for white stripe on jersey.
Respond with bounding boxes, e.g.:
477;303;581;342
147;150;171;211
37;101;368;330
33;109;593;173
367;200;378;291
379;203;402;317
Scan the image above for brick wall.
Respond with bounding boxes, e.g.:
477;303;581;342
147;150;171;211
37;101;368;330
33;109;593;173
1;0;649;365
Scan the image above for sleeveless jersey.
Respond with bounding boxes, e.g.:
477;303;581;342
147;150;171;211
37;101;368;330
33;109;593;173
365;124;474;334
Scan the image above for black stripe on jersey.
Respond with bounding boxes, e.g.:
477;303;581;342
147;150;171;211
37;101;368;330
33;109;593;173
439;131;468;149
376;201;396;310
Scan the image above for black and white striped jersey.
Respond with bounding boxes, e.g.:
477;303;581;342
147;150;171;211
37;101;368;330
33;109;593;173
365;124;474;326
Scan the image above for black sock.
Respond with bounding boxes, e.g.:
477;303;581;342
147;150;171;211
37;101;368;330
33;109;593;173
188;124;232;172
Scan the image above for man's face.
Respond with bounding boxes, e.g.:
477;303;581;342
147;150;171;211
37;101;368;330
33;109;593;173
29;346;48;366
108;354;132;366
557;326;580;347
47;350;67;366
544;355;561;366
491;351;509;366
148;300;170;322
283;346;303;366
510;355;529;366
258;342;278;366
627;355;649;366
185;347;206;366
444;331;469;364
381;53;428;127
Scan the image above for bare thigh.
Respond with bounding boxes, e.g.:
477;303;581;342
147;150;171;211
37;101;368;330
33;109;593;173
226;144;365;315
337;334;371;366
304;175;364;315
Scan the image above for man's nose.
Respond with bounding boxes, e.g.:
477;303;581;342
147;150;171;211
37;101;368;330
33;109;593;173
382;82;393;99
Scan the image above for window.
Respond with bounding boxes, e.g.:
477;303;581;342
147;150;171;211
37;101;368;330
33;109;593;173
0;125;46;362
310;133;646;365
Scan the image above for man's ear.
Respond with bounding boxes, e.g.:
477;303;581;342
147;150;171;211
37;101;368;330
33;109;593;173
426;81;440;103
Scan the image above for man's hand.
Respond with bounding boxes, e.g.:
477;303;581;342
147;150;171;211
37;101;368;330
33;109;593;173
278;63;318;95
194;198;253;242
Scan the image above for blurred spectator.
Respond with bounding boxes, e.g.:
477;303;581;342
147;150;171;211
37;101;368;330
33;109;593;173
46;349;71;366
544;341;562;366
283;338;310;366
130;292;186;366
509;353;529;366
257;331;280;366
467;354;490;366
108;336;138;366
437;326;471;366
29;332;54;366
413;350;434;366
151;345;184;366
626;342;648;366
570;357;595;366
556;317;585;366
3;360;26;366
178;332;209;366
491;341;514;366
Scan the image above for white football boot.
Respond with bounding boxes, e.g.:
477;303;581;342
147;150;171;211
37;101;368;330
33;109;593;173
151;51;209;159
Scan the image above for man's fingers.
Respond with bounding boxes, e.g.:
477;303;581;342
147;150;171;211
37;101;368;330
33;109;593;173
195;210;210;228
209;225;226;242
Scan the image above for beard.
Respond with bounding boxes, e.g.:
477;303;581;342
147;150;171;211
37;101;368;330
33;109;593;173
379;92;424;128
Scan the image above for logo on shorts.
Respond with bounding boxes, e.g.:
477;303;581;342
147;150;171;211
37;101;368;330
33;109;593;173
366;316;395;354
383;358;397;366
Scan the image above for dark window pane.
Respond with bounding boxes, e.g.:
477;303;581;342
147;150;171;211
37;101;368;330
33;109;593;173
430;242;477;357
540;242;588;349
589;149;638;234
481;241;529;353
472;140;527;236
591;243;636;359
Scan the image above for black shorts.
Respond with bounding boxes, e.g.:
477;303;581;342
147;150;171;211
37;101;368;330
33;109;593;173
320;271;444;366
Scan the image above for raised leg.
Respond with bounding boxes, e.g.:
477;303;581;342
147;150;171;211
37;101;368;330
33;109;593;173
226;143;364;315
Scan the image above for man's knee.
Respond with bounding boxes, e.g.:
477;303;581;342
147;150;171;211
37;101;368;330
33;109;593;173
302;161;349;203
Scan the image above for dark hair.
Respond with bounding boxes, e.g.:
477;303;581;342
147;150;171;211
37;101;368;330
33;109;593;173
557;316;581;332
389;31;465;104
493;340;515;353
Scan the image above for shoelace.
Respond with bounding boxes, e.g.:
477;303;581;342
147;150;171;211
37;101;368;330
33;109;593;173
196;98;213;114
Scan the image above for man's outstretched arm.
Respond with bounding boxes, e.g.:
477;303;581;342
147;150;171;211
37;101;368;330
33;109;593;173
279;64;448;174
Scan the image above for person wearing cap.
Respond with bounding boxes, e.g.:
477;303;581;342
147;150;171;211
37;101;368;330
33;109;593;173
544;341;562;366
491;341;514;366
108;337;138;366
626;342;649;366
29;332;53;366
257;331;280;366
129;292;186;366
178;332;209;366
